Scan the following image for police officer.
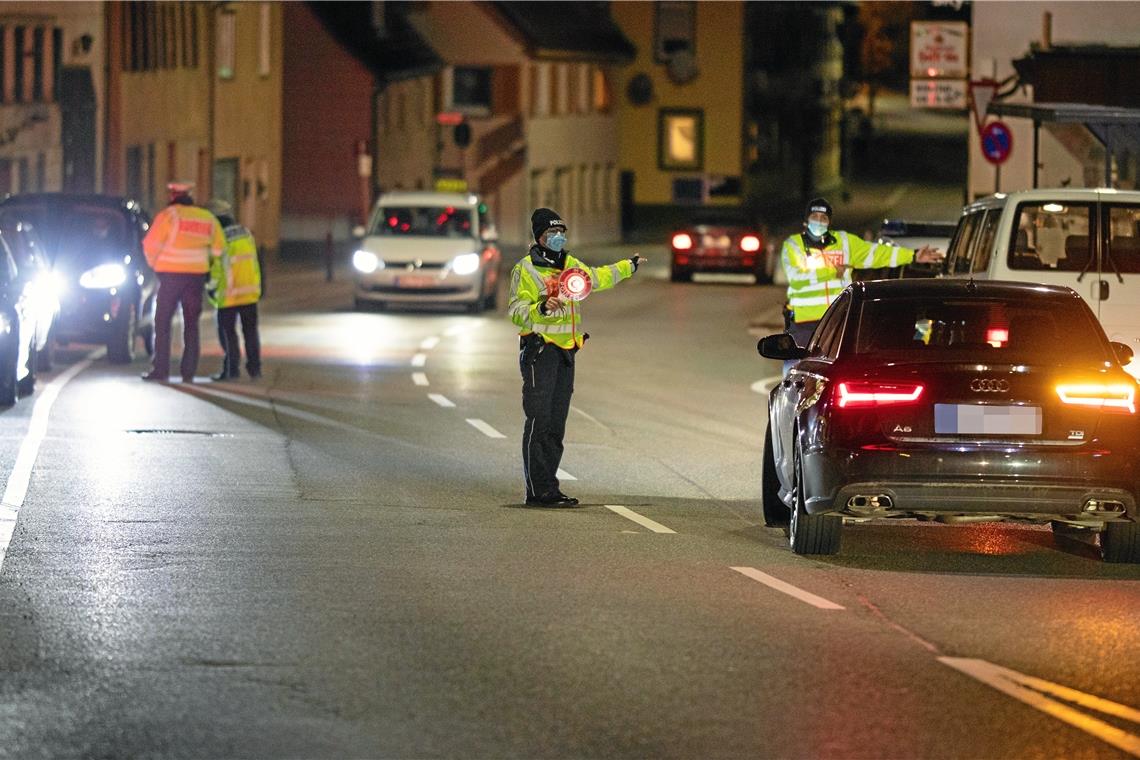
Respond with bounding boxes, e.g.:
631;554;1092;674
508;208;644;507
141;182;225;382
206;199;263;381
782;197;943;350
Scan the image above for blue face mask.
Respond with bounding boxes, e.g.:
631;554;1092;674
807;221;829;238
546;232;567;252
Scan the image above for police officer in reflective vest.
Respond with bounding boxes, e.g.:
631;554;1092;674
508;208;644;507
142;181;226;382
782;197;944;351
206;199;262;380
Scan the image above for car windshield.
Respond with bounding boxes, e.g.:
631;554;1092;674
369;206;475;238
854;297;1108;364
1;202;131;265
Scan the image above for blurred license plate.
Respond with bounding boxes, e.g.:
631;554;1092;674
396;275;436;288
934;404;1042;435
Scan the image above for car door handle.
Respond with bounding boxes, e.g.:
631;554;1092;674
1099;280;1110;300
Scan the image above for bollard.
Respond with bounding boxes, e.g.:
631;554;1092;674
324;231;334;283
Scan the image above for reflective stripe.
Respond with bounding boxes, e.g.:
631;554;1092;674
839;231;850;261
788;294;835;307
532;321;577;335
888;245;900;267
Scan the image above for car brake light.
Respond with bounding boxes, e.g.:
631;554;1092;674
1056;383;1136;414
740;235;761;252
836;381;924;409
672;233;693;250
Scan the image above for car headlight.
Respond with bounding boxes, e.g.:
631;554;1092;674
451;252;481;276
79;263;128;290
353;250;382;274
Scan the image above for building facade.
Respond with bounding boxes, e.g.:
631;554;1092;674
970;1;1140;198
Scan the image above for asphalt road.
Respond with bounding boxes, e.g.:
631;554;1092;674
1;250;1138;759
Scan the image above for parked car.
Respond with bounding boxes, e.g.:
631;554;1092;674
0;194;156;364
941;188;1140;379
757;279;1140;563
861;218;956;279
351;191;501;313
0;223;56;404
0;218;59;371
669;212;772;283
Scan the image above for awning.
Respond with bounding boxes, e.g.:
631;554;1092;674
988;101;1140;187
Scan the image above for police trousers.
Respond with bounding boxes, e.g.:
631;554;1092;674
520;336;574;500
215;303;261;377
152;272;208;380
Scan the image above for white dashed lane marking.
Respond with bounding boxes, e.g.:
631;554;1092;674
731;566;845;610
420;336;440;350
466;419;506;439
556;468;577;481
604;505;676;534
412;373;429;386
428;394;455;408
411;353;427;367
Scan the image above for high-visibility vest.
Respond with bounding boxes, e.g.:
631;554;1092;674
782;231;917;323
143;204;225;274
508;250;634;350
208;224;262;308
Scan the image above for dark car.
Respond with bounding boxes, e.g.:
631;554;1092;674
0;194;156;363
0;223;55;404
669;213;772;283
757;279;1140;563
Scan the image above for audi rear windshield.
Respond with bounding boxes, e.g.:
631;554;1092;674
853;297;1109;364
368;206;476;238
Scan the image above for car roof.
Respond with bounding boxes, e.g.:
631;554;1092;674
960;187;1140;215
1;193;143;212
852;278;1082;302
377;191;481;207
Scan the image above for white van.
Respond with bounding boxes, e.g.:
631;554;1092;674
943;188;1140;377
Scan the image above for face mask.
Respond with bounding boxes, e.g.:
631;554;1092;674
807;221;828;238
546;232;567;252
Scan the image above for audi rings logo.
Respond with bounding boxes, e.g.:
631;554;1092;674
970;378;1010;393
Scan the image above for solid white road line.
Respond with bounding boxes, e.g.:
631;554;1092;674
428;393;455;408
940;657;1140;757
412;372;429;386
466;418;506;439
556;468;577;481
730;567;846;610
604;505;676;534
411;353;427;367
1;351;101;571
751;375;784;395
420;336;440;350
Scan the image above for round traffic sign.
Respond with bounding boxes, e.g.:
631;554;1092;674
980;120;1013;165
558;268;592;301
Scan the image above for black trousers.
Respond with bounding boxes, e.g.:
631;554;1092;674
152;272;207;380
215;303;261;377
521;338;574;500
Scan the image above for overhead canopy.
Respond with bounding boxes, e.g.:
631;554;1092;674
988;101;1140;187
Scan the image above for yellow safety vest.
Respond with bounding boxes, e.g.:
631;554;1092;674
508;250;634;350
143;204;225;274
782;231;917;323
208;224;262;308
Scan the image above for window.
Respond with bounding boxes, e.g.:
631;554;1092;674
1105;205;1140;274
592;67;611;113
32;27;43;100
808;295;848;360
258;3;271;77
655;1;696;62
14;26;24;101
367;206;476;238
947;211;982;275
1009;202;1093;271
217;10;235;79
971;209;1001;273
449;67;491;113
658;109;703;171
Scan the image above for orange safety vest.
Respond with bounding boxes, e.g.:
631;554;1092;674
143;204;225;274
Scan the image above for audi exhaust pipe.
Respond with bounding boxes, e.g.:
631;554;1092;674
847;494;893;510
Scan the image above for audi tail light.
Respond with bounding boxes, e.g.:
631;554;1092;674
835;381;924;409
1056;383;1136;414
672;232;694;250
740;235;761;252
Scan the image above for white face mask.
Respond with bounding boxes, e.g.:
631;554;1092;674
807;221;829;238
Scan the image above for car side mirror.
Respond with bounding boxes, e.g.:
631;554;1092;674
757;333;808;360
1110;341;1134;367
352;225;366;239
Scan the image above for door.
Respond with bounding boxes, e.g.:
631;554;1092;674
212;158;240;221
1098;198;1140;375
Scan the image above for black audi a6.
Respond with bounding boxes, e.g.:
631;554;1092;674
758;279;1140;563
